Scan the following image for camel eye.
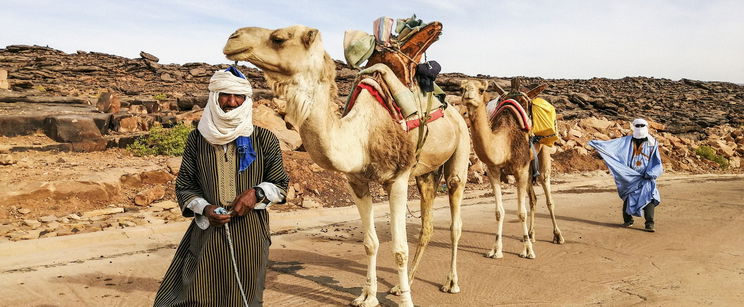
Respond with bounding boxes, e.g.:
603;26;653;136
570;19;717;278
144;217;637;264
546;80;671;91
271;37;286;45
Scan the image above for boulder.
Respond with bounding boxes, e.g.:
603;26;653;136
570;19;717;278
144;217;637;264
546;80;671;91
166;157;182;175
139;51;159;62
579;117;614;131
44;115;103;143
253;105;302;150
140;169;175;184
96;92;121;114
134;186;166;206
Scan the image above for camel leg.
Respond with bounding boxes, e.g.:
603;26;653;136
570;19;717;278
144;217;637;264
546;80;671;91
441;170;465;293
385;173;414;307
485;167;505;259
528;181;538;243
539;148;564;244
516;168;536;259
347;179;380;307
389;172;436;296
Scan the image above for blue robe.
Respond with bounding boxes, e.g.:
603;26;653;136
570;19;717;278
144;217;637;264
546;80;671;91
589;135;663;216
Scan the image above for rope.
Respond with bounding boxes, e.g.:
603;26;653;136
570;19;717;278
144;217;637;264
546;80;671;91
215;207;250;307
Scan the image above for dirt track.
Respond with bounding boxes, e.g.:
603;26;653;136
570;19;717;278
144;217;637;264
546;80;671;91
1;173;743;306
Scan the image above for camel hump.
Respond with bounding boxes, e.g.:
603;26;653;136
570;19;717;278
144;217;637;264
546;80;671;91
365;21;443;87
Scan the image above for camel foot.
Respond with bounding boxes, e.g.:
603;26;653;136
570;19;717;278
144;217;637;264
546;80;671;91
388;285;403;296
553;231;565;244
440;276;461;294
485;249;503;259
351;286;379;307
519;247;536;259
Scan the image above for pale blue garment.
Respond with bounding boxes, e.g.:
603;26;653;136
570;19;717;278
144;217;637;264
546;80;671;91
588;135;663;216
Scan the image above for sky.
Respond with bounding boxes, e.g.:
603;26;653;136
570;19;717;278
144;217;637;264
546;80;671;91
1;0;743;83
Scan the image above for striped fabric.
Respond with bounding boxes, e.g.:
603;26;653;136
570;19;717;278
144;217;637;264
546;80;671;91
154;126;289;306
373;16;395;47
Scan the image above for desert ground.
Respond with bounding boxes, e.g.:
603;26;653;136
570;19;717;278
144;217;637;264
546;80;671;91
1;173;742;306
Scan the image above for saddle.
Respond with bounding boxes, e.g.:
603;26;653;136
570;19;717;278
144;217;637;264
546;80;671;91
365;21;443;87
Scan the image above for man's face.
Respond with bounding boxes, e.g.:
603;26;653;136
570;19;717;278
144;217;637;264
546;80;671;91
218;92;247;112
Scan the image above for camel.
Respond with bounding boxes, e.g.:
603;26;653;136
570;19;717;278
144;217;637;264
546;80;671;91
223;25;471;307
459;79;565;260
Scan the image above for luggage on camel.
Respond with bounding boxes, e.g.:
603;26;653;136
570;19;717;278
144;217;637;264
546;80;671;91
342;15;447;126
530;97;559;147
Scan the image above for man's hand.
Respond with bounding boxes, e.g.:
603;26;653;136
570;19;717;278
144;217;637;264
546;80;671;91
203;204;231;226
231;188;258;217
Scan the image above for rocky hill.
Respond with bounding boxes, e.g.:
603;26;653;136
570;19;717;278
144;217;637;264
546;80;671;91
1;44;743;241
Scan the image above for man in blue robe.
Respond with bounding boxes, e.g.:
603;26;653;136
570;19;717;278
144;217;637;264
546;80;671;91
588;118;663;232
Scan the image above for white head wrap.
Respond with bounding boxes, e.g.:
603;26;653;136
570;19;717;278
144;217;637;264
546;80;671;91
632;118;650;139
197;70;254;145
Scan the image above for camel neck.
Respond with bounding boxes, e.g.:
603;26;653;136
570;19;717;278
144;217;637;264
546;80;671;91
469;103;510;165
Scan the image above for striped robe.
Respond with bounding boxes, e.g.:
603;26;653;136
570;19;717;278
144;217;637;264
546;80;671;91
154;126;289;306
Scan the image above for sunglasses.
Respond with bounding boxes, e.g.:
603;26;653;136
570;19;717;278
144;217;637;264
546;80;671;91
634;124;646;128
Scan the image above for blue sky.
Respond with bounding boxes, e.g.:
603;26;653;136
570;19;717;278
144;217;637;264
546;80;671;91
1;0;743;83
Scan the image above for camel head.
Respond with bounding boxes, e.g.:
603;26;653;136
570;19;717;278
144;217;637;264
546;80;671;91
223;25;335;86
223;25;338;128
460;79;490;108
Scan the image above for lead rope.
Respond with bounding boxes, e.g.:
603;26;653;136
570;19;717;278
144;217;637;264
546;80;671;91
216;208;250;307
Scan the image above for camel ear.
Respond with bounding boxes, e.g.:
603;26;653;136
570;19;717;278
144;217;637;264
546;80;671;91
478;79;489;90
459;79;469;88
492;81;506;96
302;28;319;49
526;84;548;99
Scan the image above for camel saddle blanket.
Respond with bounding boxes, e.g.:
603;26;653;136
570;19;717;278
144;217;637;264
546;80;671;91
343;76;444;132
365;21;443;87
490;99;531;131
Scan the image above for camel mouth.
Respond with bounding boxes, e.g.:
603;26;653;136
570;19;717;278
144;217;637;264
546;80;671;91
224;47;252;60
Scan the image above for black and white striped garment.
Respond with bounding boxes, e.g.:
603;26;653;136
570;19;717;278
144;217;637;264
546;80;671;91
154;126;289;306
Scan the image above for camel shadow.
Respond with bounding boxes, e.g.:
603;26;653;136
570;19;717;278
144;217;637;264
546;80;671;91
269;249;425;306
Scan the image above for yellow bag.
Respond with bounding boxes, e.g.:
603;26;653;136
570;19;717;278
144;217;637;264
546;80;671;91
531;98;559;147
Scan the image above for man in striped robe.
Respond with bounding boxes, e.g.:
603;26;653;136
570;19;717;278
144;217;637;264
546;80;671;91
154;67;289;306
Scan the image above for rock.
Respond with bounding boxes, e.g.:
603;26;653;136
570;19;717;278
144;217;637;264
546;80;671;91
301;199;323;209
140;170;174;184
143;101;161;113
18;208;31;215
189;67;207;76
117;116;139;132
120;173;142;187
139;51;159;62
252;105;302;150
81;207;124;218
579;117;614;131
151;200;178;210
161;73;176;82
10;229;42;240
66;213;82;220
310;163;324;173
96;92;121;114
166;157;182;175
568;128;583;139
0;154;16;165
134;186;166;206
44;115;103;143
23;219;42;229
0;69;9;90
730;157;741;169
576;147;589;156
46;221;61;230
38;215;57;223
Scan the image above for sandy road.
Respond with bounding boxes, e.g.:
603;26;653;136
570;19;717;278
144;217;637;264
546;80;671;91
1;173;743;306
